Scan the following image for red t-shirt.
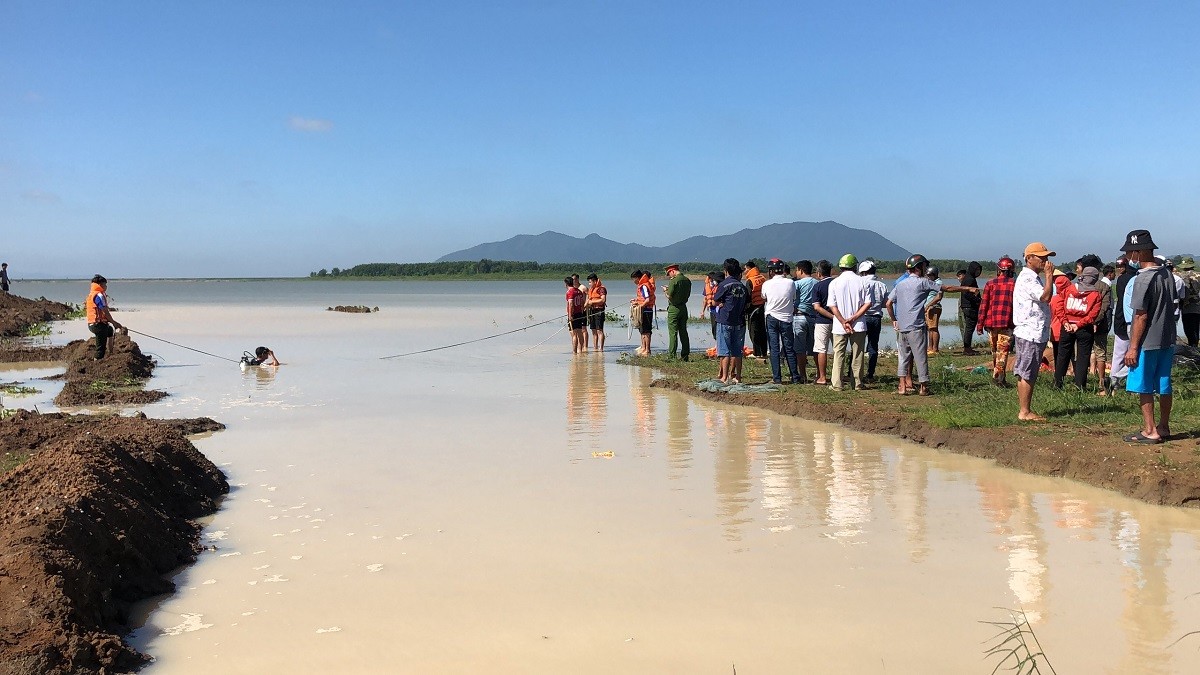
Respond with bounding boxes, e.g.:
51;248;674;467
566;287;585;315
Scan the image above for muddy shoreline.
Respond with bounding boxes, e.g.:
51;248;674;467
649;376;1200;508
0;295;228;674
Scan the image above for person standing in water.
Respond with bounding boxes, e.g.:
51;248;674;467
565;277;587;353
631;269;655;357
85;274;124;360
584;273;607;352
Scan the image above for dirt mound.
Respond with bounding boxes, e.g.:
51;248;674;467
0;294;75;337
38;336;167;407
0;411;227;674
327;305;379;313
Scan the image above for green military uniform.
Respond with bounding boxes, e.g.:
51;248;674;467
666;272;692;360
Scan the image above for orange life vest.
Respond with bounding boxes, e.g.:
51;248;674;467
746;269;765;305
636;274;655;309
587;281;607;310
704;278;717;307
85;282;105;324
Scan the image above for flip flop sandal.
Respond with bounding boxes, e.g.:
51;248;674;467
1123;432;1163;444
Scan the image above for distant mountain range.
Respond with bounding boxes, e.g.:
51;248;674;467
437;220;911;264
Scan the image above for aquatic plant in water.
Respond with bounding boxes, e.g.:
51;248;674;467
981;608;1056;674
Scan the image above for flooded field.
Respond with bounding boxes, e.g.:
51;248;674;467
6;280;1200;673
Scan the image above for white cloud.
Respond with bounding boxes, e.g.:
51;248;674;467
288;116;333;133
21;189;61;203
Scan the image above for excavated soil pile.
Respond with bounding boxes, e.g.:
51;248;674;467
50;336;167;407
0;411;227;675
0;295;74;338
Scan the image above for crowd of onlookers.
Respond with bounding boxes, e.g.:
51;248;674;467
565;228;1200;444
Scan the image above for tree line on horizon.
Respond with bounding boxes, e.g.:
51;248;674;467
309;258;1010;279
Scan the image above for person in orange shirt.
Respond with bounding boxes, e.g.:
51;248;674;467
84;274;125;360
743;260;767;358
630;269;655;356
702;271;721;339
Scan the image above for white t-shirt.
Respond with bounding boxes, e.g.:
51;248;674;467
1013;266;1050;343
761;274;796;321
827;270;868;335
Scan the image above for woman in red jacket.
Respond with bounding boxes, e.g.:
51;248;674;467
1054;266;1104;390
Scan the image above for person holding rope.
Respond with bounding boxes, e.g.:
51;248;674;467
630;270;655;356
85;274;125;360
584;273;607;352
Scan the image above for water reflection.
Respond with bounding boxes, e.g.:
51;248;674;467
594;379;1200;670
240;364;279;390
566;355;608;453
664;392;692;479
627;365;657;447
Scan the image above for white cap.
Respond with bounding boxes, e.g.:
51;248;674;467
857;260;875;273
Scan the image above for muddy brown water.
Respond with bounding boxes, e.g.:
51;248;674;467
6;280;1200;673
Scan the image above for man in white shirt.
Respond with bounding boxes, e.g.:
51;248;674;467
761;259;801;384
827;254;872;390
1012;242;1056;421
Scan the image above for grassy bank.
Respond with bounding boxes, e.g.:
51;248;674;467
627;347;1200;430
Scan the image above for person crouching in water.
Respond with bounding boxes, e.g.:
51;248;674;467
241;346;280;367
631;270;655;356
85;274;124;360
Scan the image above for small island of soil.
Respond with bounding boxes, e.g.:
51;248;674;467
327;305;379;313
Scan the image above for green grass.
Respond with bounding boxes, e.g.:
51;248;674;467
21;322;52;337
0;449;29;474
87;377;143;392
0;385;40;396
64;304;86;320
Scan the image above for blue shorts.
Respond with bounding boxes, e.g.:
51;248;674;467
717;323;745;357
1126;346;1174;395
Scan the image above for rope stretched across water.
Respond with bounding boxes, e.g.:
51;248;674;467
126;328;240;363
379;314;568;360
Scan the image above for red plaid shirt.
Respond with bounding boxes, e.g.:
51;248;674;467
979;275;1015;330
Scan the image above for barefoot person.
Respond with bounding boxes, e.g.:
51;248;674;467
1013;243;1056;421
714;258;748;384
1121;230;1177;443
630;270;655;357
584;273;607;352
85;274;125;360
565;277;587;353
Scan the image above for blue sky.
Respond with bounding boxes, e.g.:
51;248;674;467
2;1;1198;277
